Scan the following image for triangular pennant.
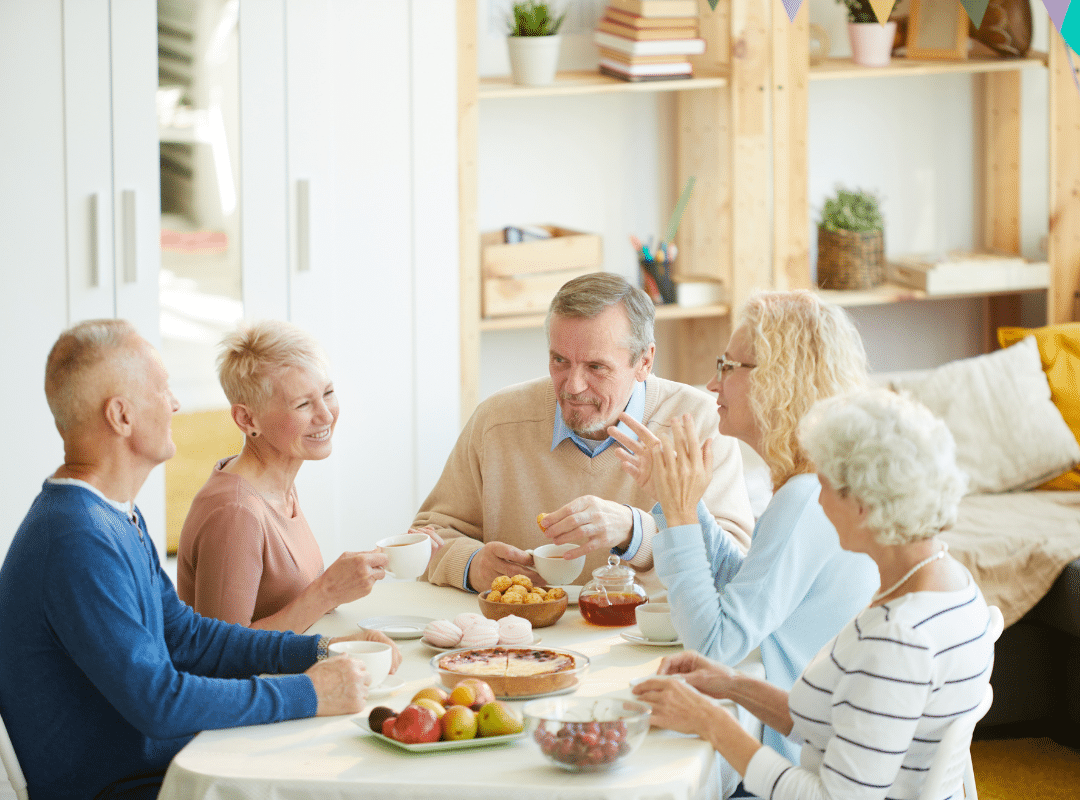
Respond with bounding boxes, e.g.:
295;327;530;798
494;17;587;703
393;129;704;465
868;0;898;24
782;0;805;21
960;0;993;28
1043;0;1070;30
1059;1;1079;53
707;0;719;10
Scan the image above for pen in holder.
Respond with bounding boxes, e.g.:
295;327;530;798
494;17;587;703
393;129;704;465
639;255;677;305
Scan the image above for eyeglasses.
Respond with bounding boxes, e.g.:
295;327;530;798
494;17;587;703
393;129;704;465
716;355;756;381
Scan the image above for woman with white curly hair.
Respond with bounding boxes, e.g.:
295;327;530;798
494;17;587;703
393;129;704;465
633;388;995;800
611;290;880;794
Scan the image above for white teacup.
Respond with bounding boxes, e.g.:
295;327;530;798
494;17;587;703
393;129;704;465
328;640;392;688
529;543;586;586
376;533;432;580
635;602;677;642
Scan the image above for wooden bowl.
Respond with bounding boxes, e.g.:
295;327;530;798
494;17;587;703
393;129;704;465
478;589;568;628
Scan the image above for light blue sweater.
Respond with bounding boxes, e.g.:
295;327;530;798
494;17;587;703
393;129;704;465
0;482;320;800
652;473;879;762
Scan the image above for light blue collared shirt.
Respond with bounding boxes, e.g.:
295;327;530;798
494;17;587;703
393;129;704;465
461;380;649;592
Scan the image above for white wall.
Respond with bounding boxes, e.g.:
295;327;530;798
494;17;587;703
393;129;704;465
474;0;1052;397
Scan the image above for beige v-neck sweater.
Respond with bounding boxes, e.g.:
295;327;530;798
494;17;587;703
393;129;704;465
417;376;754;590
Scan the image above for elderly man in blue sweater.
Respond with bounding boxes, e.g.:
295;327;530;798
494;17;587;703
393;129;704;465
0;319;396;800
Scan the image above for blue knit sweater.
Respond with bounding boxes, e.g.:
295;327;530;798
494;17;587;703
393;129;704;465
0;482;319;800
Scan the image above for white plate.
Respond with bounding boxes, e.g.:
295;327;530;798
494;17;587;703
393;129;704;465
420;636;541;653
620;630;683;647
557;585;581;605
368;674;407;699
353;719;527;752
357;615;434;640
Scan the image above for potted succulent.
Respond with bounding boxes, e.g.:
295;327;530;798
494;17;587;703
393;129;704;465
816;186;886;290
838;0;897;67
506;1;566;86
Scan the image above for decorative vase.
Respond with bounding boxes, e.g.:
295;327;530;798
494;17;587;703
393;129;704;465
847;21;897;67
507;35;561;86
816;227;885;290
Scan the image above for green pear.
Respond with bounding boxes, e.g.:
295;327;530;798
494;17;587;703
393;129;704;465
476;700;524;737
441;704;479;741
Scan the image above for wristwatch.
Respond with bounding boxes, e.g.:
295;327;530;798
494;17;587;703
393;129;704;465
316;635;331;661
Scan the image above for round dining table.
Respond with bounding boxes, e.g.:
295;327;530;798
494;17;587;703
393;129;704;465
158;579;763;800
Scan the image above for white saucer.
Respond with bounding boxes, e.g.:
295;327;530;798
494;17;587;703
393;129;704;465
556;585;581;605
368;674;406;699
620;629;683;647
357;615;434;640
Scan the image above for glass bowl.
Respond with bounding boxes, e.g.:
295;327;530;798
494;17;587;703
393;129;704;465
430;645;590;699
523;697;651;772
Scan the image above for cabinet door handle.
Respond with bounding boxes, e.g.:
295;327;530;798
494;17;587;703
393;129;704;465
297;179;311;273
88;192;103;288
121;189;137;283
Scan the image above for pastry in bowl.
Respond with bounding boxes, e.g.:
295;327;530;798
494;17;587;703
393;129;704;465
479;575;568;628
431;645;589;698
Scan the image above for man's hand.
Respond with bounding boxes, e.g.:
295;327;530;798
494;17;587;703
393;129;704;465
328;629;403;673
466;541;538;592
608;412;664;502
306;656;370;716
539;496;634;559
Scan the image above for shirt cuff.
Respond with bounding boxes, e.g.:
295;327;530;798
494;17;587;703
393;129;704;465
611;505;643;560
462;550;480;593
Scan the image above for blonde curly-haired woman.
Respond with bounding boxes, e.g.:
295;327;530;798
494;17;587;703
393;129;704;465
611;290;880;795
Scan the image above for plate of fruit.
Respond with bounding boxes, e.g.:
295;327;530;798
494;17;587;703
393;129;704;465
356;679;528;752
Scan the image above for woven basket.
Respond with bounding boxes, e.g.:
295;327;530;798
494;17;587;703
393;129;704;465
816;227;885;290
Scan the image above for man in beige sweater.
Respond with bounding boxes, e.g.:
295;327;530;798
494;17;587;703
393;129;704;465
416;273;755;593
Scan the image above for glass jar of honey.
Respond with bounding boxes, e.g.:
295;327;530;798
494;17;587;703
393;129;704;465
578;554;648;626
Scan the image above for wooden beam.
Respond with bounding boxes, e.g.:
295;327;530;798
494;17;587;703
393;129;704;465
1049;35;1080;324
458;0;480;422
771;0;809;291
982;70;1022;255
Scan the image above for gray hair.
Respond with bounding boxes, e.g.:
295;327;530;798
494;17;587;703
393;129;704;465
799;387;968;546
545;272;655;364
217;319;328;411
44;318;143;434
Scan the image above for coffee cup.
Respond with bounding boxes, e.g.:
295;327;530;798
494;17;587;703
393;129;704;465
529;543;586;586
635;602;677;642
376;533;432;580
328;640;393;688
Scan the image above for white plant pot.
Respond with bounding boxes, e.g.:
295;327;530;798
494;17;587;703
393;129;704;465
847;21;897;67
507;35;561;86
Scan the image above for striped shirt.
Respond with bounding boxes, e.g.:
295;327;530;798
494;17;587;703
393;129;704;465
744;570;993;800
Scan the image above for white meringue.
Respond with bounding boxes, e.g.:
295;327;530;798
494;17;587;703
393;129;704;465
497;614;534;646
458;618;500;647
423;619;463;648
453;612;487;631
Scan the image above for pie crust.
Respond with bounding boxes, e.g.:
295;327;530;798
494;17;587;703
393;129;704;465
435;646;583;698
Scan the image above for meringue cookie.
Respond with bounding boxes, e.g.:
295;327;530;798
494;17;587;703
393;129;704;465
497;614;534;646
424;619;462;648
458;618;500;647
453;612;487;631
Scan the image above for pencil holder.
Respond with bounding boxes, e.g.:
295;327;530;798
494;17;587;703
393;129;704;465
639;259;677;304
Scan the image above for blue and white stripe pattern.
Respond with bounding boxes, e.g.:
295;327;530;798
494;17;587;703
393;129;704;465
744;569;993;800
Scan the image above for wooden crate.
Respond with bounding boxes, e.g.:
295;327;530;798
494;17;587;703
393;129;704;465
481;226;602;317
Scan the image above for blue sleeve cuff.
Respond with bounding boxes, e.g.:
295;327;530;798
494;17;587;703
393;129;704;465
611;505;643;560
463;550;480;593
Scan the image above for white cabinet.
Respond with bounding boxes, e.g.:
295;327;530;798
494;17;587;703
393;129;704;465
0;1;163;560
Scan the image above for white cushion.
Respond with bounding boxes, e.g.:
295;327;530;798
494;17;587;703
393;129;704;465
888;336;1080;493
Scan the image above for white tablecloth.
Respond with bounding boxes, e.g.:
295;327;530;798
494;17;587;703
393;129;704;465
159;581;763;800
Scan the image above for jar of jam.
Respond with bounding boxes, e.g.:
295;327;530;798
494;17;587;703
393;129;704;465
578;554;648;626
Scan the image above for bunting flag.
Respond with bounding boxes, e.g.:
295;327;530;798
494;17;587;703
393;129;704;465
1042;0;1079;53
868;0;898;24
780;0;802;21
959;0;992;28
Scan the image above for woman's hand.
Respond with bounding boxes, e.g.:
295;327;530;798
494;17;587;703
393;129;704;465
658;650;738;701
608;412;664;502
650;413;714;527
632;673;733;736
320;550;390;607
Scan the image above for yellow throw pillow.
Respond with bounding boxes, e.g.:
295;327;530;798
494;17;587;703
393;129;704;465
998;323;1080;489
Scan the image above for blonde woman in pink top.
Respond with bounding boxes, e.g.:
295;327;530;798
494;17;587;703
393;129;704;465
178;320;440;633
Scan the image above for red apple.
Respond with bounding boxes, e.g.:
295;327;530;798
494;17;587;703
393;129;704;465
391;704;441;744
381;716;397;737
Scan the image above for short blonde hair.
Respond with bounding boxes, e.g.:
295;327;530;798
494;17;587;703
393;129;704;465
799;388;968;545
217;320;328;411
44;319;143;434
738;291;868;488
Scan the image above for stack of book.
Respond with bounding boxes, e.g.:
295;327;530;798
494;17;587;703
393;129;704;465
593;0;704;82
